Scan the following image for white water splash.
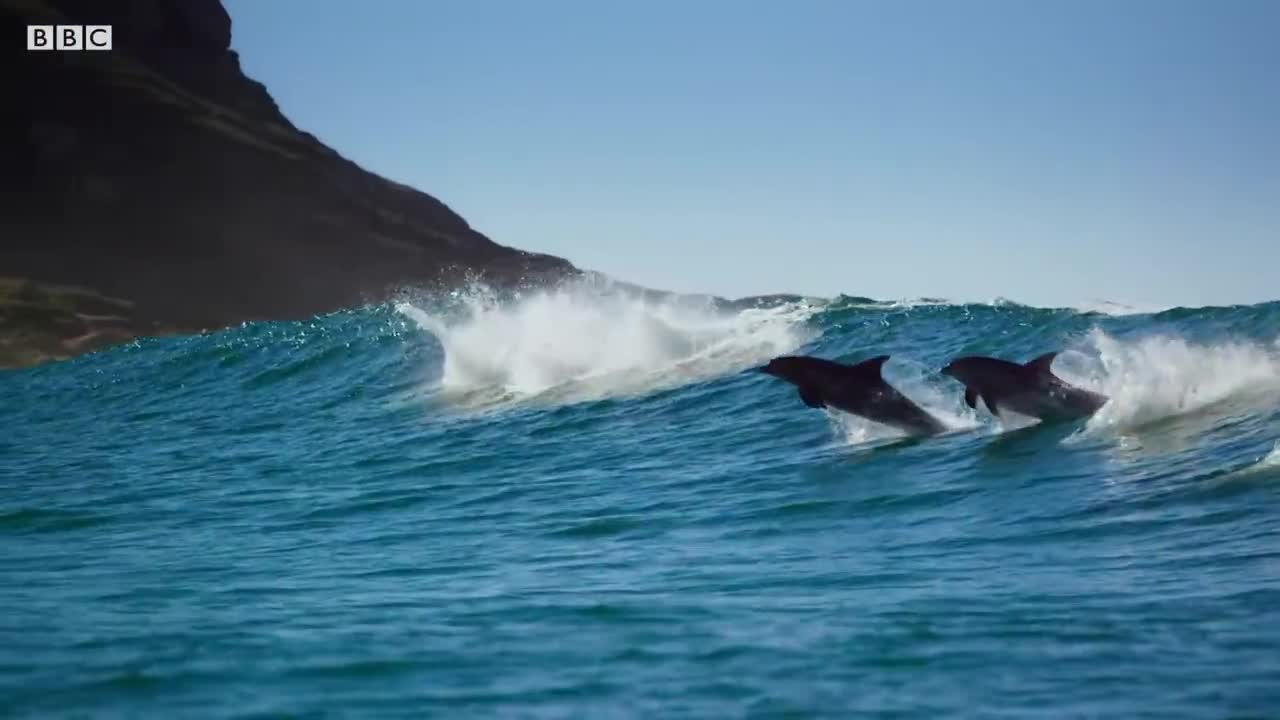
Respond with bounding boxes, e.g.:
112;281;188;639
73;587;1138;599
1259;442;1280;469
825;410;908;446
396;283;817;407
1069;299;1173;317
1050;329;1280;432
989;408;1044;433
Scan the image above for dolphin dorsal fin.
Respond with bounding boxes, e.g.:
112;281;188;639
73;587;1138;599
849;354;890;379
1025;352;1059;376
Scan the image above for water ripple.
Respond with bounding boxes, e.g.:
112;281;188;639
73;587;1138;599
2;295;1279;716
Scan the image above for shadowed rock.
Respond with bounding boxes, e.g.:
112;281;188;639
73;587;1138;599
1;0;579;367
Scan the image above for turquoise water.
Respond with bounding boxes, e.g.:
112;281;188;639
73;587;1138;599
4;284;1280;717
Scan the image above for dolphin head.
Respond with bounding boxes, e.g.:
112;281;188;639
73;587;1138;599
759;356;808;382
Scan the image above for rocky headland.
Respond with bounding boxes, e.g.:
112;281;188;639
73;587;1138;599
1;0;580;368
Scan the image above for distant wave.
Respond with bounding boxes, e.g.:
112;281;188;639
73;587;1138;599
741;292;1245;317
1069;299;1175;316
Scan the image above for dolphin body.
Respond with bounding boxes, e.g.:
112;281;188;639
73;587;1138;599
941;352;1108;422
759;355;948;436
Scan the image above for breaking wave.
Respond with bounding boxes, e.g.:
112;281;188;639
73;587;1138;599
396;283;817;407
1053;330;1280;432
393;286;1280;451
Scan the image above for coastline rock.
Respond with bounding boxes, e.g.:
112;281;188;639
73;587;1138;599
0;0;578;367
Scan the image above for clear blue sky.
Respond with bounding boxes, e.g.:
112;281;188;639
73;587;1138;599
225;0;1278;307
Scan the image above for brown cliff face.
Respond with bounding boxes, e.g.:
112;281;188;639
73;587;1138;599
1;0;578;366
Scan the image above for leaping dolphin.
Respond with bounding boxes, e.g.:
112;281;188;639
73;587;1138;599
759;355;948;436
941;352;1108;422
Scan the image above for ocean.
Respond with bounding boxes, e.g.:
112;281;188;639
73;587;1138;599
3;282;1279;717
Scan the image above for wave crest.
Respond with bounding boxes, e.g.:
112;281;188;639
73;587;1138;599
1051;329;1280;431
397;282;817;407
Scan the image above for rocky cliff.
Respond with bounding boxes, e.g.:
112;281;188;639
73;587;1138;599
1;0;579;367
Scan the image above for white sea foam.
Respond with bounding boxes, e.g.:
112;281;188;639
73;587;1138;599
396;282;817;407
1047;329;1280;433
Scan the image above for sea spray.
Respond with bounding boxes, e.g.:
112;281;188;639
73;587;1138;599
1053;329;1280;432
396;283;818;407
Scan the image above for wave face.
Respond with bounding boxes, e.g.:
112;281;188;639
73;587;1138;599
3;286;1279;717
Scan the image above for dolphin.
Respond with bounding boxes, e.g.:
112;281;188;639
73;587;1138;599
759;355;948;436
940;352;1108;422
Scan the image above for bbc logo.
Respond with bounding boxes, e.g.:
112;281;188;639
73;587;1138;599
27;25;113;51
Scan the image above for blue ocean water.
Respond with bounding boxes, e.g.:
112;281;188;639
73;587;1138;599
3;283;1280;718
